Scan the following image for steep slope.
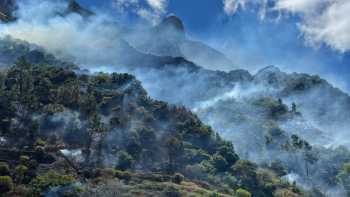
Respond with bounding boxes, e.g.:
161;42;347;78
0;51;306;196
2;11;350;194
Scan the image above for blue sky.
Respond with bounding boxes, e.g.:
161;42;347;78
77;0;350;93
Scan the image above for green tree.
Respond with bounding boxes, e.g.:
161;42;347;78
87;112;107;150
302;141;318;177
34;78;52;104
231;160;258;191
269;156;286;176
6;56;32;96
79;93;97;120
116;151;134;171
216;146;239;166
166;135;182;171
13;165;28;183
211;153;228;172
28;119;40;138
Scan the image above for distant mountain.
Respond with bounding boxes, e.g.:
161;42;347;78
0;0;92;23
119;16;240;71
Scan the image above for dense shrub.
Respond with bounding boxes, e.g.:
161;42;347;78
114;170;124;179
116;151;134;171
0;176;13;192
173;173;184;184
152;174;164;182
34;146;45;159
92;168;103;178
29;170;77;197
35;139;45;147
13;165;28;183
103;168;115;179
236;188;251;197
20;156;30;167
163;185;181;197
6;185;31;197
123;171;132;181
0;162;10;176
49;132;59;144
208;190;220;197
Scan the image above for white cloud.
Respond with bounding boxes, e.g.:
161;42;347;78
145;0;167;11
223;0;350;52
112;0;138;13
223;0;247;16
296;0;350;52
223;0;268;20
112;0;168;25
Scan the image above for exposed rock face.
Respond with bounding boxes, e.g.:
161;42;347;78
157;16;185;37
131;15;240;70
67;0;93;17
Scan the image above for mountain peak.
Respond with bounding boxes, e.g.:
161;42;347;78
256;65;281;74
157;15;185;37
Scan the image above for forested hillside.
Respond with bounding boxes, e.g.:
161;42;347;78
1;0;350;196
0;49;311;196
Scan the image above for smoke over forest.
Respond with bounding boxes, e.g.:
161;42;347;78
1;0;350;197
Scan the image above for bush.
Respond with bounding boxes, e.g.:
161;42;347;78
20;156;30;167
0;162;10;176
50;132;59;144
6;185;30;197
35;139;45;147
92;168;103;178
152;174;164;182
163;185;181;197
208;190;220;197
9;147;18;154
236;188;251;197
13;165;28;183
29;170;76;197
103;168;115;179
0;176;13;192
123;171;132;181
173;173;184;184
273;188;299;197
115;170;123;179
29;159;37;169
34;146;45;159
116;151;134;171
45;145;58;152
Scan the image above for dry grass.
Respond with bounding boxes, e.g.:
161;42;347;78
91;179;233;197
